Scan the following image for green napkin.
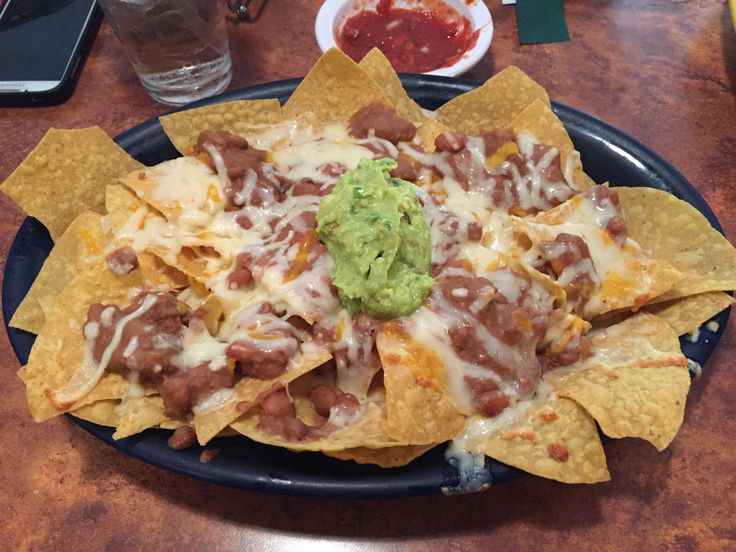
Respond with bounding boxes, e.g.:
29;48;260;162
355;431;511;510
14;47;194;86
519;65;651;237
516;0;570;44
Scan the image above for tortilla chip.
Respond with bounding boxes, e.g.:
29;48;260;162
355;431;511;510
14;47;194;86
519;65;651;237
138;246;223;288
0;127;142;240
117;167;236;281
324;444;435;468
196;294;224;335
376;327;466;444
415;119;451;152
643;291;734;336
436;66;549;134
230;402;397;452
548;314;690;451
593;312;683;357
511;99;573;152
509;99;593;191
158;419;187;430
520;195;683;316
617;187;736;302
464;396;610;484
463;247;568;310
358;48;424;122
105;184;143;234
20;267;146;422
170;247;218;279
104;185;190;289
10;211;106;334
137;252;189;289
70;399;120;427
160;99;283;155
193;347;331;445
37;295;58;319
113;396;168;440
556;365;690;452
119;158;216;221
283;48;391;123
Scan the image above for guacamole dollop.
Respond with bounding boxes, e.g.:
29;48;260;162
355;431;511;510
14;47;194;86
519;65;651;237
317;158;433;319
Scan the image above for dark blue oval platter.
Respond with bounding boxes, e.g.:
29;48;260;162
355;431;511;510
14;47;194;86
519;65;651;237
2;75;729;498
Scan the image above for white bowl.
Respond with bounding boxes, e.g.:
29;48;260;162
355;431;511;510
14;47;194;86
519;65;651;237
315;0;493;77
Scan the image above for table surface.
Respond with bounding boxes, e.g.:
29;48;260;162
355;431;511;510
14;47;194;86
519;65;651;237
1;1;735;550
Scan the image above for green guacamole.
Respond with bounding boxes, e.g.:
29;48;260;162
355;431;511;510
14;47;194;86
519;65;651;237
317;158;433;319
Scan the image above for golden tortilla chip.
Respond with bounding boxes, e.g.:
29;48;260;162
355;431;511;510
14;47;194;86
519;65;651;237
113;395;168;440
120;228;215;285
283;48;391;123
160;99;283;155
167;247;218;280
415;119;451;152
137;252;189;290
105;185;190;289
20;266;146;422
617;187;736;302
198;294;225;335
70;399;120;427
376;327;466;444
644;291;734;336
0;127;142;240
119;158;216;221
37;295;58;319
158;419;187;430
436;66;549;134
590;312;682;358
464;247;568;311
555;365;690;452
117;166;236;281
358;48;424;123
463;396;610;484
105;184;143;234
519;195;682;316
10;211;106;334
230;402;397;452
509;99;594;191
510;99;573;153
193;347;331;445
324;444;435;468
549;314;690;451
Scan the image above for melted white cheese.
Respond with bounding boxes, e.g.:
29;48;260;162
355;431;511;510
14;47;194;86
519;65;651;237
171;324;229;372
147;156;220;212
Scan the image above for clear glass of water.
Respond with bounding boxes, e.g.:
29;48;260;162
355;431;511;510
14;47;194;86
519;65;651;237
97;0;233;105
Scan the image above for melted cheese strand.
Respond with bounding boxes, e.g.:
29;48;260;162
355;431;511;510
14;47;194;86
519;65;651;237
47;294;159;408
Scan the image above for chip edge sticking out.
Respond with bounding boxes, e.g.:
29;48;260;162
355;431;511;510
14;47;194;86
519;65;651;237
358;47;424;123
10;210;106;334
193;348;332;445
644;291;734;337
549;313;690;451
283;48;393;123
436;66;550;134
21;266;147;422
617;186;736;302
0;127;142;241
160;99;284;155
377;327;467;445
464;396;610;484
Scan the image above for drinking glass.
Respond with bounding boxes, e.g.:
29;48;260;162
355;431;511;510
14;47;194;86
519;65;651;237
97;0;233;105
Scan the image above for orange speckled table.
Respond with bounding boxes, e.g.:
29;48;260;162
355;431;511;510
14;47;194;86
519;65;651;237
1;1;735;550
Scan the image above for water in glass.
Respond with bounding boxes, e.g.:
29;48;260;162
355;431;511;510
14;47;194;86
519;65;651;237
99;0;233;105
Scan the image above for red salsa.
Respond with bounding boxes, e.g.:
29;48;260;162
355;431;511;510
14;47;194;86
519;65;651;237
336;0;476;73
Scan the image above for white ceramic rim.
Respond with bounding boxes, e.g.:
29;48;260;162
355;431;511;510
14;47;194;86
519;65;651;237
314;0;493;77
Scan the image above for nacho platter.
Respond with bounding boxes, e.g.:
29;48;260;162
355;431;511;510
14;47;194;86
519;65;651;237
3;50;733;498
